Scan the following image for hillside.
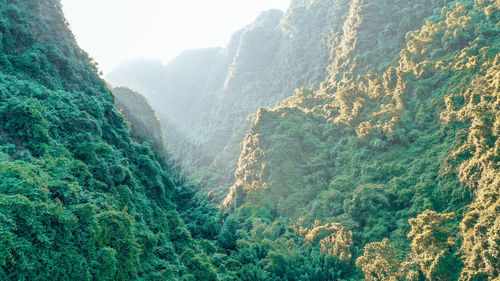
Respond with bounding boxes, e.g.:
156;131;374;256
107;0;474;204
112;86;167;159
0;1;216;280
107;6;345;199
221;0;500;280
109;0;499;280
1;0;499;280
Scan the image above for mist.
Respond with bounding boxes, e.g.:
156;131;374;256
61;0;290;74
1;0;498;280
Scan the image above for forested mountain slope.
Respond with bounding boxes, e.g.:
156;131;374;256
112;86;167;159
221;0;499;280
106;0;498;280
0;1;217;280
108;0;463;203
1;0;498;280
106;4;345;199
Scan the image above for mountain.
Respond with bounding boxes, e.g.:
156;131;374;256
0;1;217;280
107;7;342;199
108;0;499;280
1;0;499;280
222;0;500;280
107;0;469;202
112;86;167;159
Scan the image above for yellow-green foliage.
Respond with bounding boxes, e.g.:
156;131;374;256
441;44;500;281
1;0;498;280
292;219;353;261
356;239;401;281
358;210;459;281
407;210;458;281
220;0;499;280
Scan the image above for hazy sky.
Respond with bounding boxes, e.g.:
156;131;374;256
61;0;291;75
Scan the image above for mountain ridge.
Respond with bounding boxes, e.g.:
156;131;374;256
1;0;498;280
111;0;499;280
0;1;217;279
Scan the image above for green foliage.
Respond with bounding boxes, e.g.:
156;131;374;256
1;0;499;280
217;0;499;280
113;87;167;160
179;249;218;281
0;1;215;280
407;210;460;281
116;0;498;280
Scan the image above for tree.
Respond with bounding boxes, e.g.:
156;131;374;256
407;210;460;281
356;238;401;281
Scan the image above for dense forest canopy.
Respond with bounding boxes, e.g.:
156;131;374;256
0;1;216;280
1;0;499;280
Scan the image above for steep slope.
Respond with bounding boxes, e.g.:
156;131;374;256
223;0;499;280
47;0;499;280
113;86;167;159
107;0;460;203
0;1;216;280
102;1;500;279
107;6;347;199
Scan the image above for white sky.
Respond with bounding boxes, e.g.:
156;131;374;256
61;0;291;75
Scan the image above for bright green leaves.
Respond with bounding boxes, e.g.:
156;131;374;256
343;184;394;244
91;247;118;281
217;217;240;251
218;1;499;280
0;96;50;156
357;210;461;281
179;248;218;281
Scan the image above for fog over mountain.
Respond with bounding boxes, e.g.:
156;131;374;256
1;0;499;280
107;6;340;198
